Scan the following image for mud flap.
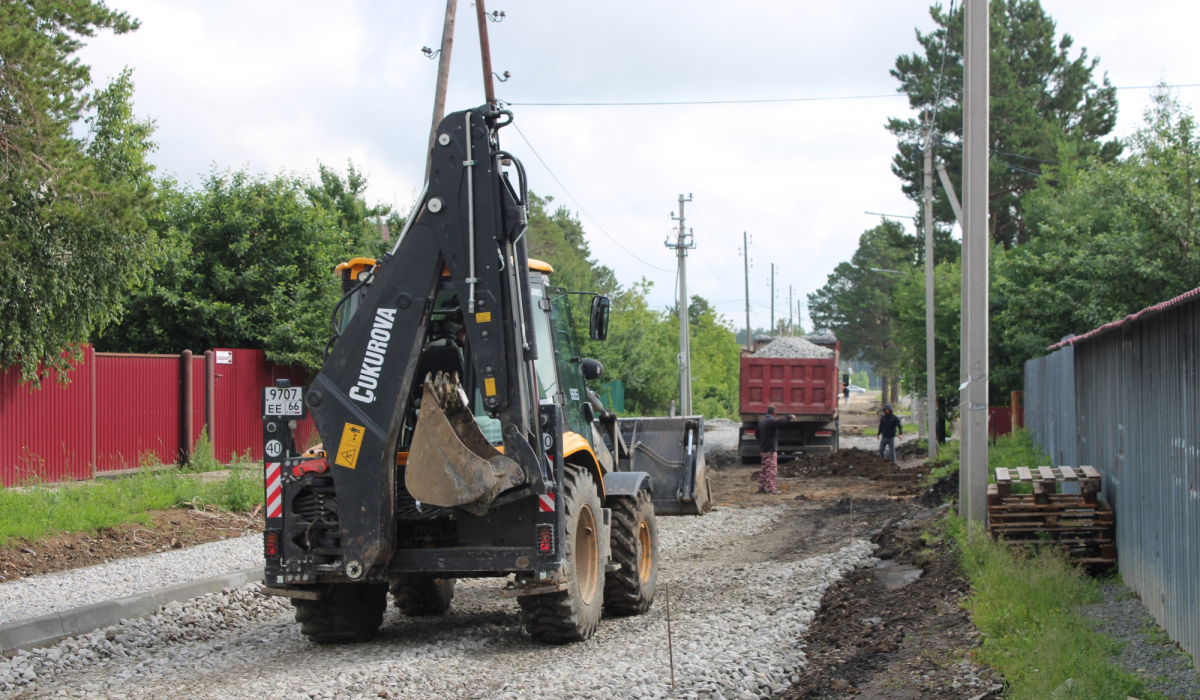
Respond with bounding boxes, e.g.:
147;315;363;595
615;416;712;516
406;373;524;516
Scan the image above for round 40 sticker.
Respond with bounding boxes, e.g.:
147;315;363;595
265;439;283;458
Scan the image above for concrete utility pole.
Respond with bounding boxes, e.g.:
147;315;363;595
770;264;775;334
667;194;695;415
962;0;990;529
789;285;794;336
743;232;751;351
923;142;938;460
424;0;458;181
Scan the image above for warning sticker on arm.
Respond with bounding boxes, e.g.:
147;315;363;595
334;423;366;469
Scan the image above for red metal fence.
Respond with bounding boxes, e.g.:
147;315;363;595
0;347;313;487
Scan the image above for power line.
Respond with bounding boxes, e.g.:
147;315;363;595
509;122;674;273
504;83;1200;108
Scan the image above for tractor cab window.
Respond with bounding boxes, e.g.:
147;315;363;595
530;282;560;403
547;288;590;438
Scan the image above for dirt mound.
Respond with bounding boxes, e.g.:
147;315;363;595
706;449;741;470
777;449;901;480
897;440;929;458
919;469;960;507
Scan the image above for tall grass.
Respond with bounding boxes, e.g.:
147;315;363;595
921;429;1049;488
949;515;1157;699
0;464;262;547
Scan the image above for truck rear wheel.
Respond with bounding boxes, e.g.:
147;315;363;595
292;582;388;644
390;576;455;616
518;466;603;644
603;490;657;615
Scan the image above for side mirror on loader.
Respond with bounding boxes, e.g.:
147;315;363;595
589;295;611;341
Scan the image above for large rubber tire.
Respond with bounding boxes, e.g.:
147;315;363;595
292;582;388;644
741;455;761;465
604;490;658;616
390;576;455;616
518;466;604;644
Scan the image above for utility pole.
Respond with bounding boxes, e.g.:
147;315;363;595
770;264;775;335
667;194;695;415
424;0;458;181
962;0;990;529
473;0;498;106
743;232;751;351
789;285;794;336
923;140;938;460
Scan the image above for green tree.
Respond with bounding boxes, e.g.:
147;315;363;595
688;296;742;420
96;166;386;371
891;260;961;403
0;3;152;382
889;0;1120;248
993;86;1200;390
523;193;678;415
807;220;914;385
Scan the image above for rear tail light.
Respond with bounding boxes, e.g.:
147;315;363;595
264;529;280;559
815;431;832;437
536;525;554;554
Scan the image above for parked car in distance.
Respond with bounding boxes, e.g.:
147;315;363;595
847;385;867;394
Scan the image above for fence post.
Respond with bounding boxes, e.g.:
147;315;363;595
204;350;216;451
90;344;97;478
181;350;193;464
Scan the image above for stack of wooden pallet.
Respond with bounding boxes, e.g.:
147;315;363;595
986;465;1116;564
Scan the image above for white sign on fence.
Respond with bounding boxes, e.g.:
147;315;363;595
215;350;233;365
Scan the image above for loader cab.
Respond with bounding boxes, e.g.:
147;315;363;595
530;266;588;437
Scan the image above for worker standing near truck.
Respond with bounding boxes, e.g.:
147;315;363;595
877;404;903;463
756;407;795;494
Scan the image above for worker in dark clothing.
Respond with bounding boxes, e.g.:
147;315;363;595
878;404;903;463
756;406;795;494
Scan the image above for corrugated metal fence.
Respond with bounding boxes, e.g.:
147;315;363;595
1025;295;1200;661
1;347;314;487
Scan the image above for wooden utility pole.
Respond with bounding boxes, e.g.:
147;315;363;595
474;0;498;106
425;0;458;182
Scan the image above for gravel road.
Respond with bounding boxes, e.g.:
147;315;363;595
0;535;262;625
1082;583;1200;699
3;506;875;700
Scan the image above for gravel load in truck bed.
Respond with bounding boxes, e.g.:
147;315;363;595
752;336;835;359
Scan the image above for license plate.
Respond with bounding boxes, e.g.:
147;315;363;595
263;386;305;418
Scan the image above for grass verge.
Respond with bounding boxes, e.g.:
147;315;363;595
0;464;262;547
949;516;1163;700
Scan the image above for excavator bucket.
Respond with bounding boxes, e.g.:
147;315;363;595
405;373;523;516
614;416;712;516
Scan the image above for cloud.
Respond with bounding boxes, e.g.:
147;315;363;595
78;0;1200;323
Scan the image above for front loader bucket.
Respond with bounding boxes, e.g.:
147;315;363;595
406;373;523;516
616;416;711;516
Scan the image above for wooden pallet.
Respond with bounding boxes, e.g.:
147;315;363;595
987;465;1115;564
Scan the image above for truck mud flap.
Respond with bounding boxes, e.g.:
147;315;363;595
615;416;712;516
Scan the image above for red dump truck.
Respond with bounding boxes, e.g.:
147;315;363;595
738;335;841;463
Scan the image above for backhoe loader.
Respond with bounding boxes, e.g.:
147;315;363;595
258;104;710;645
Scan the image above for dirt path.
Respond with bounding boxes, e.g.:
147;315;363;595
0;507;261;583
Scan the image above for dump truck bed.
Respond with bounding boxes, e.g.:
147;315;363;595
739;355;840;421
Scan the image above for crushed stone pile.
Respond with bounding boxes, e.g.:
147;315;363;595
752;336;835;359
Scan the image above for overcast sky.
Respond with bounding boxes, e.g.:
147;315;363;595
80;0;1200;332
